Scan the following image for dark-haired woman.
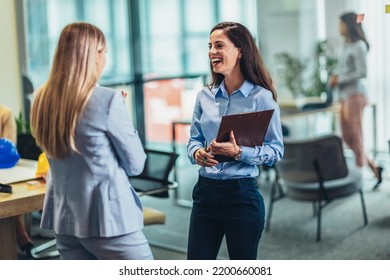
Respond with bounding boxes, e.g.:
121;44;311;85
186;22;283;260
329;12;383;190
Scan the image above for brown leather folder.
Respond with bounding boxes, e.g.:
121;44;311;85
213;109;275;162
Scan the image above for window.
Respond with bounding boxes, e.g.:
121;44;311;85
24;0;131;87
20;0;259;146
139;0;258;77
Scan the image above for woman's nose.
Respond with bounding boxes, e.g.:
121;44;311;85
209;46;217;54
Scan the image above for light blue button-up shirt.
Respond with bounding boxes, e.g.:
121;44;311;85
187;80;284;180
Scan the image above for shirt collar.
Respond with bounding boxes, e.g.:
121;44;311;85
215;79;254;98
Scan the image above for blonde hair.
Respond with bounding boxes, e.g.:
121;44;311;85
31;22;106;159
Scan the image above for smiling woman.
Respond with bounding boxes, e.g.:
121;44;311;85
186;21;284;260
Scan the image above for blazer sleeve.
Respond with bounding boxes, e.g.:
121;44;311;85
106;93;146;176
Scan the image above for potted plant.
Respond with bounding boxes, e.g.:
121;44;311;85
275;40;337;99
274;52;306;99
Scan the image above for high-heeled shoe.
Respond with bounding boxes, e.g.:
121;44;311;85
372;166;383;190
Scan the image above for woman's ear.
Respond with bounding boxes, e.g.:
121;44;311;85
238;49;242;58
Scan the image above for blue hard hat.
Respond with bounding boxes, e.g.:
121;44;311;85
0;137;20;168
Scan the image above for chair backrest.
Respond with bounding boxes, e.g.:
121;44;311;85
278;134;348;183
17;134;42;160
301;84;333;111
129;149;179;197
22;75;34;123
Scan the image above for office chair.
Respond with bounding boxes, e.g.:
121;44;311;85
129;148;179;198
17;75;42;160
22;74;34;123
300;84;333;111
265;134;368;241
129;149;179;226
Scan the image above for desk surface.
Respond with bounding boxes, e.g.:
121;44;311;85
280;103;340;120
0;179;46;219
0;163;45;260
0;160;44;219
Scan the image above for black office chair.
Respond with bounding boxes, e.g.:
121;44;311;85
17;75;42;160
129;148;179;198
300;84;333;111
265;134;368;241
16;134;42;160
22;74;34;123
129;149;179;225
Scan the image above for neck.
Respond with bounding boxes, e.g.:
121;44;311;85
224;72;245;95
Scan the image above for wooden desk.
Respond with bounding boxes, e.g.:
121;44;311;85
0;168;173;259
280;102;340;120
0;178;45;259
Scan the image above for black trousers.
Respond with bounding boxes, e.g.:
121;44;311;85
187;175;265;260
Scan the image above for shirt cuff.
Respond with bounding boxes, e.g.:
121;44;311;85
188;146;202;165
240;146;252;161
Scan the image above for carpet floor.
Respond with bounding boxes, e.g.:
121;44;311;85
142;167;390;260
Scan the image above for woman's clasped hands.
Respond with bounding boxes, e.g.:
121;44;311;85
195;131;240;166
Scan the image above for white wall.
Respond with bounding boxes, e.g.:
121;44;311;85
360;0;390;152
257;0;320;99
0;0;22;116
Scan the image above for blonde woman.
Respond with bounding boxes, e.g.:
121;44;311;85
31;22;153;260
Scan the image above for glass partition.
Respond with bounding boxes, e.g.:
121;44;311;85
24;0;132;87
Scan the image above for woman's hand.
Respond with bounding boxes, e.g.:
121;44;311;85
209;131;240;158
194;147;218;167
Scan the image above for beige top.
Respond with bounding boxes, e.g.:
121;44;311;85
0;105;16;144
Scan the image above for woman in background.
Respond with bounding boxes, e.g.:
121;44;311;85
329;12;383;190
31;22;153;260
187;22;284;260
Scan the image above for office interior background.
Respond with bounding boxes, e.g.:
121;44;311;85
1;0;390;259
2;0;390;149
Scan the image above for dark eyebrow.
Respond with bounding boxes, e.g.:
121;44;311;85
209;40;224;45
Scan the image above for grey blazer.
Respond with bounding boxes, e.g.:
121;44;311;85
40;86;146;238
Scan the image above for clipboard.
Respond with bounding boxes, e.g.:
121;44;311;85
214;109;275;162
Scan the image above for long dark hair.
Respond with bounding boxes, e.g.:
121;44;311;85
208;22;277;101
340;12;369;51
